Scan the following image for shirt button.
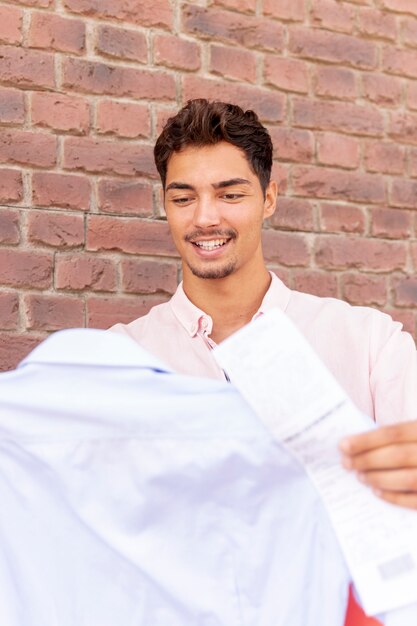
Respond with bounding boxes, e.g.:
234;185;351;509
201;318;208;329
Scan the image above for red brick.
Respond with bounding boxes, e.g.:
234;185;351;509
63;137;156;177
317;133;360;169
25;294;84;331
183;75;285;123
0;249;52;288
358;8;397;40
28;211;84;248
392;276;417;307
293;98;384;136
0;292;19;330
262;230;310;266
210;45;255;83
384;309;416;338
263;0;305;21
0;333;44;372
342;274;387;306
155;106;178;134
382;46;417;79
63;0;173;28
0;5;22;44
402;17;417;48
389;111;417;146
0;87;25;124
362;74;402;107
0;44;54;89
87;295;168;329
182;4;284;52
271;162;289;194
5;0;52;6
408;148;417;177
0;169;23;203
364;142;405;175
96;25;147;63
311;0;355;34
412;242;417;268
96;101;150;139
268;197;314;232
372;207;413;239
63;58;175;101
264;56;308;93
293;166;386;204
29;12;85;54
87;216;178;257
56;254;117;292
212;0;256;12
0;130;56;168
289;27;377;69
155;34;201;72
0;209;19;244
292;270;338;298
269;127;314;163
121;259;178;294
31;92;89;134
315;236;406;272
391;179;417;208
314;66;356;100
320;203;365;234
381;0;417;17
32;172;91;211
407;81;417;110
97;179;153;216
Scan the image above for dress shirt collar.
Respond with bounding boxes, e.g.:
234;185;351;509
19;328;172;372
170;272;292;338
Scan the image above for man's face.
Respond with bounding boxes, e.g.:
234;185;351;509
163;141;277;281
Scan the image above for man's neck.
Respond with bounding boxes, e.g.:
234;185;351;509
182;265;272;344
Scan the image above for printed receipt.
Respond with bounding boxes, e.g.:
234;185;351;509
213;309;417;619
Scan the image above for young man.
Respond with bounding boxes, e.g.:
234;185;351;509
111;99;417;511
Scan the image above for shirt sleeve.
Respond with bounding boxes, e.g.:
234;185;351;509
370;313;417;425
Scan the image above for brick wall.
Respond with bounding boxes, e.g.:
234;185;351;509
0;0;416;370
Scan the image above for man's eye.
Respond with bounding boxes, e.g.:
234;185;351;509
172;197;192;204
222;193;243;200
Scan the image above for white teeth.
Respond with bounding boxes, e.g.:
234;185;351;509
195;239;228;250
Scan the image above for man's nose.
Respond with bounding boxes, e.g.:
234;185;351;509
192;196;221;228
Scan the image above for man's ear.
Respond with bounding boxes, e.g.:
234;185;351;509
263;180;278;220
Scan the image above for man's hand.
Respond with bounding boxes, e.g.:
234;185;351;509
339;421;417;510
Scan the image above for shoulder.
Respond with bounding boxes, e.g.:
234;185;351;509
287;287;414;365
109;299;176;343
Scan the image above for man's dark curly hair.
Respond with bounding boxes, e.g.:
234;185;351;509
154;99;273;196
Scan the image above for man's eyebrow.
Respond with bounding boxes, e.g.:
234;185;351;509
165;181;196;192
165;178;252;192
213;178;252;189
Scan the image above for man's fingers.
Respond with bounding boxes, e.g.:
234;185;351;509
341;443;417;471
358;468;417;492
340;421;417;456
373;488;417;511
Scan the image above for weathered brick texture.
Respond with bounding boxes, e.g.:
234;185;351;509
0;0;416;374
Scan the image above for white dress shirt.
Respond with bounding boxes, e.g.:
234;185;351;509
0;329;353;626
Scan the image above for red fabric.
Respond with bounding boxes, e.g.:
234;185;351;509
344;586;382;626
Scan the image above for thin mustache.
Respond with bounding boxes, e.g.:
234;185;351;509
185;229;237;242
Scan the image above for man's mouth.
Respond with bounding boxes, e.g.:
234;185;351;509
193;238;229;251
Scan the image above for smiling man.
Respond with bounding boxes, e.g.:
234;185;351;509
110;99;417;513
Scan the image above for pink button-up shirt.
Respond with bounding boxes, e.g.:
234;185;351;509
110;273;417;425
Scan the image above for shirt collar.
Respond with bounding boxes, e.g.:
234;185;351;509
170;273;291;337
19;329;172;372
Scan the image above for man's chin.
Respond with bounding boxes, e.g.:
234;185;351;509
188;261;236;280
